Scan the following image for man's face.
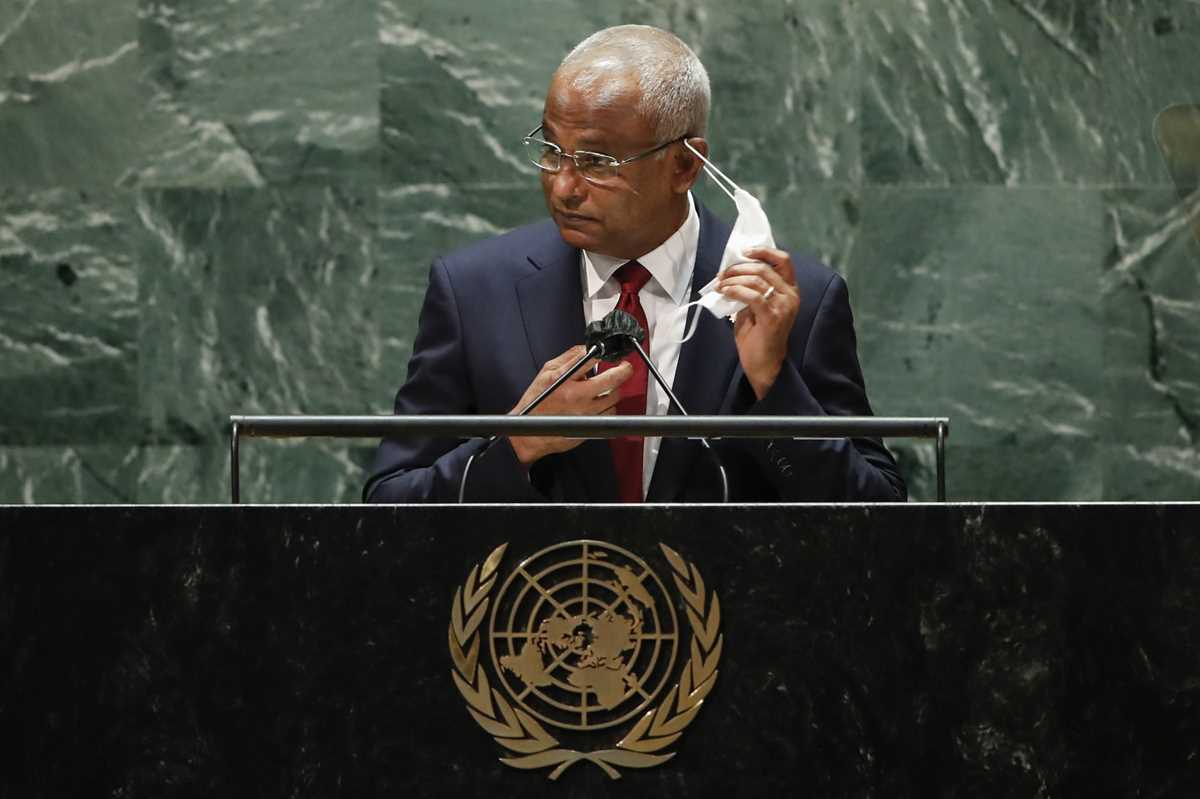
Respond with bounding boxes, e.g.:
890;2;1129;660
539;74;686;260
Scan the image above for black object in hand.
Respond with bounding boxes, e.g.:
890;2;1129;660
585;309;646;362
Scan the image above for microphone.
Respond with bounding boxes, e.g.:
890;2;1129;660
585;309;645;361
458;307;729;503
612;314;730;504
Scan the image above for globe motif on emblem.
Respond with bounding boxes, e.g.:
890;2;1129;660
488;541;679;731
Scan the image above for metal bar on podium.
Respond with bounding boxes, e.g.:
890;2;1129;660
936;420;947;504
230;419;241;504
229;415;950;503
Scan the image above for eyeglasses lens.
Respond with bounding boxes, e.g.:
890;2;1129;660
522;138;622;183
524;139;560;171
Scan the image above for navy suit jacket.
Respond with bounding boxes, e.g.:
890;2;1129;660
364;203;906;503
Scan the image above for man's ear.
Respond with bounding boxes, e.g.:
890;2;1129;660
673;137;708;193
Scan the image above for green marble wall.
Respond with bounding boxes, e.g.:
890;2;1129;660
2;0;1198;503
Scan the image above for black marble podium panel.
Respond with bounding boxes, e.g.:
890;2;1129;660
2;504;1199;797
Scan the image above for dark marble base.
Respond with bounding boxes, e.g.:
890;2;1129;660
2;504;1199;797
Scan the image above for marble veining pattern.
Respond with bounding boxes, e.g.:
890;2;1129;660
0;190;139;444
2;1;1200;501
137;0;379;186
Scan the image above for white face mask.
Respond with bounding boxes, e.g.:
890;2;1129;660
695;184;777;319
667;142;777;342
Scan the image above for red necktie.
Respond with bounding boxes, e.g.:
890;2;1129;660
600;261;652;502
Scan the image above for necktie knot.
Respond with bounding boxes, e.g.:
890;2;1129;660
614;261;652;295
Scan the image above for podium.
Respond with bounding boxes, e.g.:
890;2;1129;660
4;502;1199;796
229;414;950;502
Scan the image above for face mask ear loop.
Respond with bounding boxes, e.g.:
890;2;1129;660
675;300;705;344
683;139;739;202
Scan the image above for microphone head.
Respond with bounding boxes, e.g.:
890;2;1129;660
585;308;646;362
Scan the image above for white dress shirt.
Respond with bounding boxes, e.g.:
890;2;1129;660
580;192;699;499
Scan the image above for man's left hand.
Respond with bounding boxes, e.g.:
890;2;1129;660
717;247;801;400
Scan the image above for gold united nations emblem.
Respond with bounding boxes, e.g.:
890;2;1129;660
448;540;723;780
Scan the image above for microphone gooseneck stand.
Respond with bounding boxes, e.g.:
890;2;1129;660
457;340;604;504
456;309;730;503
627;337;730;503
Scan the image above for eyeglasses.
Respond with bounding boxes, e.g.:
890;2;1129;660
522;125;681;184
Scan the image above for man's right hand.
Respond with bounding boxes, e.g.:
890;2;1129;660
508;345;633;466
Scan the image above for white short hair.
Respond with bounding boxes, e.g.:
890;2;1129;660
556;25;710;142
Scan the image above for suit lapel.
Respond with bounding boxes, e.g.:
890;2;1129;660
647;203;740;502
517;230;619;501
517;232;585;370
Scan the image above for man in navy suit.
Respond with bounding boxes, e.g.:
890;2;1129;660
365;25;905;503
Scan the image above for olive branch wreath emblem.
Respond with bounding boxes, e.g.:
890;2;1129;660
447;542;723;780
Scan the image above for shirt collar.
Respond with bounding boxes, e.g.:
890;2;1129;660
581;192;698;306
